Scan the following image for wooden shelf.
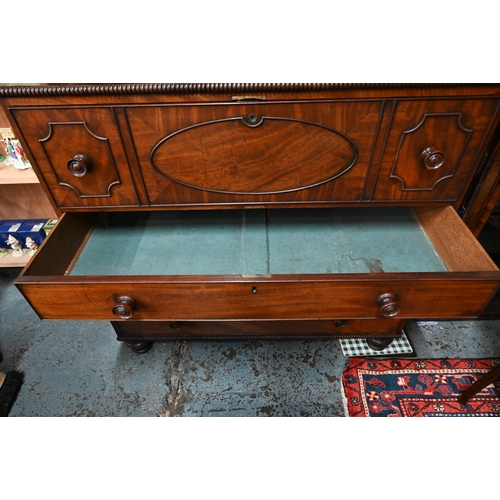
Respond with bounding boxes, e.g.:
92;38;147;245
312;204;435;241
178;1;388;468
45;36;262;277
0;106;58;268
0;162;39;184
0;250;33;268
0;160;57;267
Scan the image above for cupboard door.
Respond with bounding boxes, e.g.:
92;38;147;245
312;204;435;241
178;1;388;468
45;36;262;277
372;99;499;204
11;107;140;209
126;100;383;207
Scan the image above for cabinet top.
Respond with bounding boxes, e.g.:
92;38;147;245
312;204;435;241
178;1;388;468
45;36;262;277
1;83;500;101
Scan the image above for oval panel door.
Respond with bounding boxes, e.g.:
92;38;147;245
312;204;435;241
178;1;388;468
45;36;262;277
150;115;358;195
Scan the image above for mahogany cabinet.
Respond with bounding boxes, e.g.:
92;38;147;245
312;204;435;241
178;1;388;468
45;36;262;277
1;83;500;353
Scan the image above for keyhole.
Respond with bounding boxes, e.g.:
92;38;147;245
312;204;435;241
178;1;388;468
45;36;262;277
252;287;258;293
248;113;257;123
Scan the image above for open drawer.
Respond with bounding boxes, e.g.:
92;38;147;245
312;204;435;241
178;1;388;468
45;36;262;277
15;206;500;322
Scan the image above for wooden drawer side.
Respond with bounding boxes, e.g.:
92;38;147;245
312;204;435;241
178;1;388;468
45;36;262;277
414;205;499;272
20;212;97;277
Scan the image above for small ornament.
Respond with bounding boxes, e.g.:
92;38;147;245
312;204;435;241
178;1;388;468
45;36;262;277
25;236;38;256
0;247;8;258
6;234;25;257
2;138;31;169
4;138;18;159
12;139;31;167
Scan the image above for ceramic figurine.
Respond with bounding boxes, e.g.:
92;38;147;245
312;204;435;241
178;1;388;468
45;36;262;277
12;139;30;166
3;146;30;169
0;247;8;258
13;140;24;158
6;234;25;257
4;138;18;160
25;236;38;256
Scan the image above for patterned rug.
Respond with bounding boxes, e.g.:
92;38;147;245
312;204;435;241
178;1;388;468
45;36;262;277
342;357;500;417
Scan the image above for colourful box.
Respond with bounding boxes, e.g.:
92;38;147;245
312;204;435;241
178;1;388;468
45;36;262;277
42;219;58;235
0;219;25;248
18;219;47;247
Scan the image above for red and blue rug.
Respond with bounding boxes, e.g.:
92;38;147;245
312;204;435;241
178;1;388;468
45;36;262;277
342;357;500;417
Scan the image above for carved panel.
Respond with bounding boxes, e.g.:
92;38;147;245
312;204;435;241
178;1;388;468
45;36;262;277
150;115;358;195
372;99;499;205
40;122;120;197
126;100;382;206
390;113;472;191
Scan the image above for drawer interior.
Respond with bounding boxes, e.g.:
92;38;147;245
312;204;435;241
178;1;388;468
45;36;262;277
68;207;447;276
23;206;498;278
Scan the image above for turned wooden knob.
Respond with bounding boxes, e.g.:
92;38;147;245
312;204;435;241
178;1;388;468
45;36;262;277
112;296;136;319
421;147;445;170
67;153;90;177
377;293;400;317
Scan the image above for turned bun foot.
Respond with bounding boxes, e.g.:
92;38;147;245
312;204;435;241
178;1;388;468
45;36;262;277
366;337;394;351
124;341;154;354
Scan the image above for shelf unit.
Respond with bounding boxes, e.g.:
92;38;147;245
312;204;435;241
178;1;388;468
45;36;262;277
0;106;59;267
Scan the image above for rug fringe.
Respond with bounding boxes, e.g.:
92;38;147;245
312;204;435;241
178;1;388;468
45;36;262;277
340;380;350;417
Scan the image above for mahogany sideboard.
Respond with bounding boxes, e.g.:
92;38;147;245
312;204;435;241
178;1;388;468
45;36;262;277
1;83;500;353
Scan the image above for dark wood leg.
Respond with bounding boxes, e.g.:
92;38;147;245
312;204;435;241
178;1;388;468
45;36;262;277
458;363;500;404
366;337;394;351
124;340;154;354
